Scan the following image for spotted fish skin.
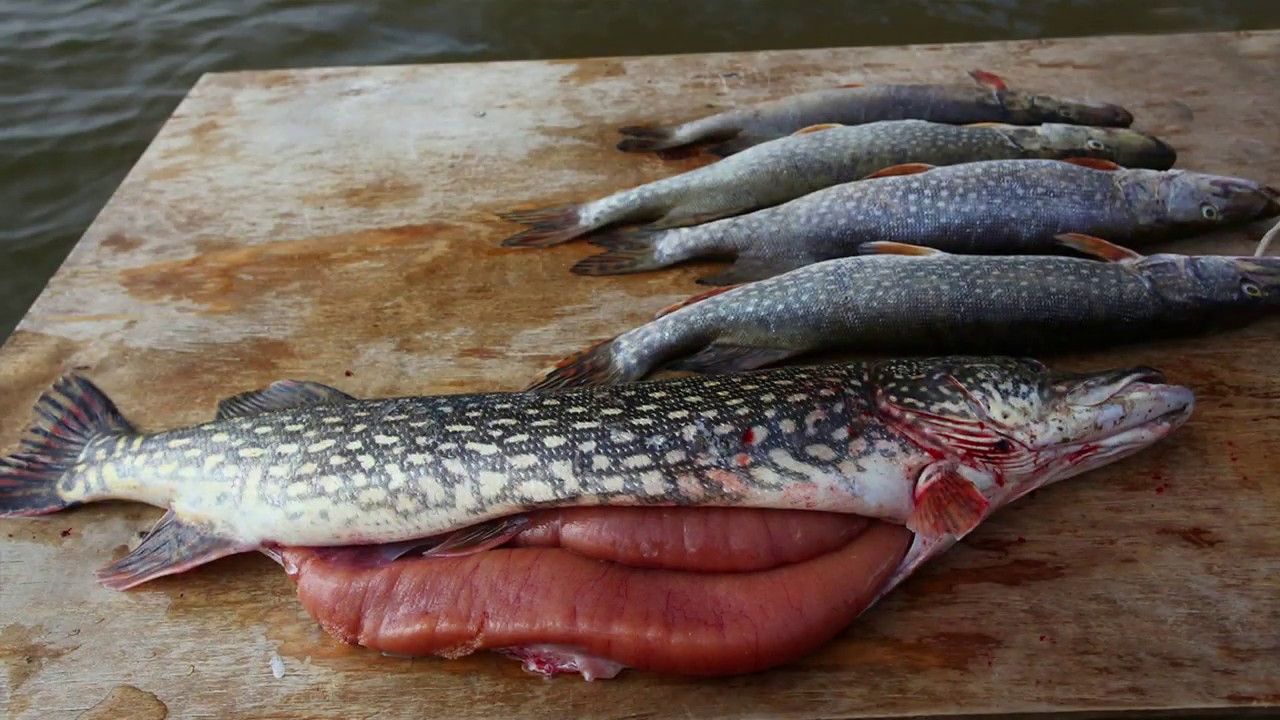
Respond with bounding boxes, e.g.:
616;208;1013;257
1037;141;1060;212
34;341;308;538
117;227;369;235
1;358;1193;591
19;366;929;547
616;78;1134;155
572;159;1279;284
534;249;1280;389
499;121;1176;248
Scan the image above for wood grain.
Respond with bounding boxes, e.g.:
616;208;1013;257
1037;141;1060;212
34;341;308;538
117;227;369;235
2;30;1279;720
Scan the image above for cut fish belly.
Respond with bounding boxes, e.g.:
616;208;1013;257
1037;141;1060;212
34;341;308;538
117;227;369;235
281;510;910;679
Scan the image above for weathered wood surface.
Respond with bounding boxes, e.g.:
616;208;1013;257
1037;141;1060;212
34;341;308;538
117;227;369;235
2;29;1279;720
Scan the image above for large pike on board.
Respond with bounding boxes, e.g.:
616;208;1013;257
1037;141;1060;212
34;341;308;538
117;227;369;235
615;69;1136;156
0;358;1192;677
500;120;1177;248
533;237;1280;389
573;159;1280;284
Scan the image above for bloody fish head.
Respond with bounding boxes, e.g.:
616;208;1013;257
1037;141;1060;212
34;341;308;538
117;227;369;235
1159;171;1280;227
1035;124;1177;169
872;357;1193;512
1023;93;1134;127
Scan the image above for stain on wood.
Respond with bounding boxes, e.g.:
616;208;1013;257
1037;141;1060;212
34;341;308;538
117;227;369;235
1;29;1279;720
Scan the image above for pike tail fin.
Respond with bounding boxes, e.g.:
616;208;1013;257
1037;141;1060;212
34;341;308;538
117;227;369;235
498;204;590;248
526;340;631;390
0;375;135;517
572;228;670;276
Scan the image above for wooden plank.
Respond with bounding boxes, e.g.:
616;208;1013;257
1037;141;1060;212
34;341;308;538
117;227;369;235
2;30;1279;720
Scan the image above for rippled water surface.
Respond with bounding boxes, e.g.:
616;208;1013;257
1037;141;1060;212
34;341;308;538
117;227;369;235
1;0;1277;341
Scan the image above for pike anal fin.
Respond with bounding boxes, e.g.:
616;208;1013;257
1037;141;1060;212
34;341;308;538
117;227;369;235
95;510;247;590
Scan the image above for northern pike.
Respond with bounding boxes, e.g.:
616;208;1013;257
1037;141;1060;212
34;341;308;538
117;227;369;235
616;70;1135;156
531;237;1280;389
2;356;1192;599
572;159;1280;284
499;120;1177;248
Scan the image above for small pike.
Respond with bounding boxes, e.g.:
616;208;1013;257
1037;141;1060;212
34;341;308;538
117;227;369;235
2;357;1191;593
499;120;1177;248
616;70;1135;156
530;238;1280;388
571;159;1280;284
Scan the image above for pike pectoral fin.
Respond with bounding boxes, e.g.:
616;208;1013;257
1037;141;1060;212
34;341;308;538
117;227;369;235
858;241;946;257
861;163;936;180
1060;157;1124;171
216;380;356;420
669;343;799;375
1053;233;1144;262
968;69;1009;91
96;510;247;590
906;465;990;540
423;515;532;557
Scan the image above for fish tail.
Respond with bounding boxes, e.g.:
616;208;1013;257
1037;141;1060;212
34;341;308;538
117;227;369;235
616;123;687;153
526;340;631;390
572;228;670;276
498;203;589;248
0;375;135;517
617;119;739;153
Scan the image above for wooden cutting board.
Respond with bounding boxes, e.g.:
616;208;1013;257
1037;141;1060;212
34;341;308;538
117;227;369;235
1;30;1278;720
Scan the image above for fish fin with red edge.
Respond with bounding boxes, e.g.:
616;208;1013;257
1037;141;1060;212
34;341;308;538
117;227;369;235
792;123;844;135
526;339;626;390
96;510;248;590
0;374;135;517
862;163;936;180
858;241;947;257
1061;157;1125;171
969;69;1009;91
1053;233;1144;262
906;464;990;539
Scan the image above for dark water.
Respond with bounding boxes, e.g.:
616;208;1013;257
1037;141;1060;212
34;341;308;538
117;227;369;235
1;0;1277;342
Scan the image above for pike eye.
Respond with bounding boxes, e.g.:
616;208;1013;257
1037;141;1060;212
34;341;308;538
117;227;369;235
1201;203;1219;220
1242;280;1263;298
1085;139;1105;151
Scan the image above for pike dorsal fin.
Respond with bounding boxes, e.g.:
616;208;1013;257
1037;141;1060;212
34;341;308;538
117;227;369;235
216;380;357;420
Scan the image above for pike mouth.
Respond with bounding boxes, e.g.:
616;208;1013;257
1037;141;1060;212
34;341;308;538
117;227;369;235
1055;380;1195;476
